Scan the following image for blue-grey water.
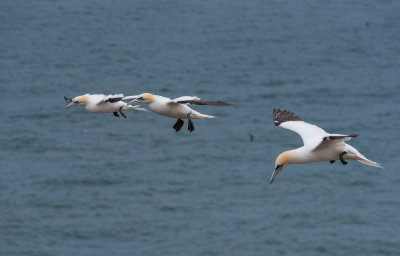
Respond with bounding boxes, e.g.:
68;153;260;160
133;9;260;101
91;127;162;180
1;0;399;255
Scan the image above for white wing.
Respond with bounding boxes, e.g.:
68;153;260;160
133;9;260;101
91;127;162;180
273;109;359;149
273;109;328;147
280;121;328;147
312;134;358;151
171;96;231;106
170;96;201;104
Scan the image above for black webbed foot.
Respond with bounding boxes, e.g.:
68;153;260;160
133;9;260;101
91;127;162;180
173;119;184;132
113;112;119;117
188;119;194;132
330;160;335;164
339;152;348;165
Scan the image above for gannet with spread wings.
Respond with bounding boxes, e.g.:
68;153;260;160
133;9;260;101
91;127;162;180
123;93;231;132
64;94;146;118
270;109;382;184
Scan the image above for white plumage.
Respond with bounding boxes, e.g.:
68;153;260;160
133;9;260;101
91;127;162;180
123;93;231;132
64;94;146;118
270;109;382;184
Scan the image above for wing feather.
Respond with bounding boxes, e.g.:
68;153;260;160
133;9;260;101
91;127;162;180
178;100;232;106
171;96;201;103
273;109;328;146
279;121;328;146
312;134;358;151
273;109;359;149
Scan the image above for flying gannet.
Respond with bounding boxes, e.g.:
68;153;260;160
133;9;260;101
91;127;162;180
64;94;146;118
270;109;383;184
123;93;231;132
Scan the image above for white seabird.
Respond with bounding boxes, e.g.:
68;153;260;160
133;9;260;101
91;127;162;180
64;94;146;118
123;93;231;132
270;109;383;184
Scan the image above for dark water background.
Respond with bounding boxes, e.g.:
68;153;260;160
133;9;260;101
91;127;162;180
1;0;400;255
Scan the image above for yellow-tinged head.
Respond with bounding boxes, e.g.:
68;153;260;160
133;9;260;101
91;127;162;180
139;93;155;104
127;92;154;104
270;151;293;184
75;95;89;105
64;94;90;109
126;93;155;105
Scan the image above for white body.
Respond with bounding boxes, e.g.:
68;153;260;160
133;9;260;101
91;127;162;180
126;94;216;119
280;120;381;167
271;116;382;184
84;95;128;113
287;143;370;165
65;94;145;113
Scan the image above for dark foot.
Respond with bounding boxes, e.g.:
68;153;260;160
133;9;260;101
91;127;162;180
113;112;119;117
330;160;335;164
173;119;184;132
188;119;194;132
119;110;127;118
339;152;348;165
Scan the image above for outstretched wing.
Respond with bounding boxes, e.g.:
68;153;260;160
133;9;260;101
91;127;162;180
171;96;200;103
178;100;232;106
99;94;124;104
312;134;358;151
171;96;232;106
273;109;328;147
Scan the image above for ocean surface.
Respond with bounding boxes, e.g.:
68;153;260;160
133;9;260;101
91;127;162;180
1;0;399;255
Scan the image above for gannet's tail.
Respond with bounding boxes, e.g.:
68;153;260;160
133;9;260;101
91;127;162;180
189;110;215;119
358;158;383;168
345;144;383;168
124;104;148;111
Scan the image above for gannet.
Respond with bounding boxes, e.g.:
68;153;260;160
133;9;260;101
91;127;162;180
270;109;383;184
123;93;231;132
64;94;146;118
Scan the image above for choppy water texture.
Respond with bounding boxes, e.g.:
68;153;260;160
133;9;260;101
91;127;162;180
1;0;400;255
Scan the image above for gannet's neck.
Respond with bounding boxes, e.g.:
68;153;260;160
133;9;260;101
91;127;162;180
285;147;315;164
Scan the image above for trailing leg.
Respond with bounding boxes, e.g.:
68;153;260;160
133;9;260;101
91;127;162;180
339;152;348;165
113;112;119;117
188;119;195;132
119;108;127;118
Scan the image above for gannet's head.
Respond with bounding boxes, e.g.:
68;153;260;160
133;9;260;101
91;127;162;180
128;93;155;105
270;151;292;184
64;95;90;109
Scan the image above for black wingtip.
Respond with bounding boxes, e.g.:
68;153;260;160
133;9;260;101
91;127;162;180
64;96;72;102
273;108;301;126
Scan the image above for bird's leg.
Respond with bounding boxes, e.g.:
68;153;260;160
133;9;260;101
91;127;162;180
339;152;348;165
173;119;184;132
188;118;195;132
113;112;119;117
119;108;127;118
177;119;184;131
330;160;335;164
173;119;179;131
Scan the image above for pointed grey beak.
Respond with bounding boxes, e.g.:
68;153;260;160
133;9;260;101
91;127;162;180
64;102;78;109
128;99;138;105
123;95;141;104
270;165;283;184
64;96;78;108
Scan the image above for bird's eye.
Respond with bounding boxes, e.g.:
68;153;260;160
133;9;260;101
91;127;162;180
276;164;283;170
138;97;144;100
74;101;78;104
